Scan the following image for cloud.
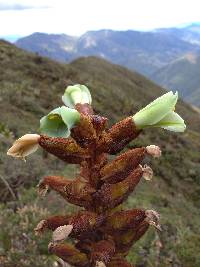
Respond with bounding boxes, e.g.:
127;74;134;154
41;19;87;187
0;2;50;11
0;0;200;37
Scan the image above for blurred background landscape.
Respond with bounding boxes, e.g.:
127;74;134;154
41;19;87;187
0;0;200;266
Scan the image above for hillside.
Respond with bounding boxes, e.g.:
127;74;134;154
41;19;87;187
151;53;200;106
0;40;200;267
15;30;200;76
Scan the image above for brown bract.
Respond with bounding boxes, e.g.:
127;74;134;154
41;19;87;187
91;239;115;264
100;148;146;183
48;242;89;267
39;135;90;163
97;117;140;154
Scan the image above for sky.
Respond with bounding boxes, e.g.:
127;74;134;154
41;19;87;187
1;0;200;41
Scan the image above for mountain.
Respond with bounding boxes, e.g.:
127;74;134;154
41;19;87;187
152;52;200;106
16;32;78;62
155;23;200;45
0;40;200;267
14;29;200;107
15;30;200;76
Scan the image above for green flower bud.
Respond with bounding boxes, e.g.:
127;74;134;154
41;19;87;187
132;91;186;132
40;106;80;137
62;84;92;108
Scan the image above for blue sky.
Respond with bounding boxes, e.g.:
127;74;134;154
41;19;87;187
1;0;200;40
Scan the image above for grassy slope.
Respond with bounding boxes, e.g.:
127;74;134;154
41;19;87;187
0;41;200;267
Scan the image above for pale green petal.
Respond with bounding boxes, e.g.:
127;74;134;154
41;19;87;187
60;106;80;130
133;91;178;128
140;91;176;112
155;111;184;126
154;111;186;132
40;105;81;138
67;86;82;104
67;85;81;94
40;107;69;137
47;107;62;119
79;85;92;104
62;87;76;108
62;84;92;108
161;125;186;132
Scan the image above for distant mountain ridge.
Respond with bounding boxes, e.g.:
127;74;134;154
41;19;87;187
155;23;200;45
15;28;200;76
16;33;78;62
15;24;200;106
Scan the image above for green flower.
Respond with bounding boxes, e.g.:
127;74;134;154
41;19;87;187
40;106;80;137
62;84;92;108
132;91;186;132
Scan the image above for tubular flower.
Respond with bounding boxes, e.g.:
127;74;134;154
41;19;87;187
132;91;186;132
7;134;40;160
40;106;80;137
62;84;92;108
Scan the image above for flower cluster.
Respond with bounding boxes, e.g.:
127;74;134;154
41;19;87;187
7;85;185;267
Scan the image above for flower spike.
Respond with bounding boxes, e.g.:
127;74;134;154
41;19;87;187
7;84;186;266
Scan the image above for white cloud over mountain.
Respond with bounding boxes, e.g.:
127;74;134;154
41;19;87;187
0;0;200;37
0;0;51;10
